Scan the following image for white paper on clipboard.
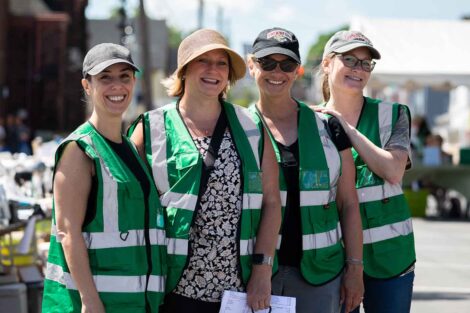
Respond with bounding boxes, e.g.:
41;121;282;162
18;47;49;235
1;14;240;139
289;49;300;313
219;290;296;313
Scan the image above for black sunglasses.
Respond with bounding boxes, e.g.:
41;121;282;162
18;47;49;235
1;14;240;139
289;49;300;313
254;57;299;73
335;54;376;72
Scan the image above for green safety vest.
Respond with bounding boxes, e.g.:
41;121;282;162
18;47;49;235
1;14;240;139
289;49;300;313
42;122;166;313
133;101;264;293
250;101;344;285
354;97;416;278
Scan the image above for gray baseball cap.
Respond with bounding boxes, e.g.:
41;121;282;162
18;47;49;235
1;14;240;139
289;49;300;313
82;43;140;77
323;30;381;60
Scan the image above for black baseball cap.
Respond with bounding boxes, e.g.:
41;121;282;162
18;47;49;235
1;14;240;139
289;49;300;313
251;27;301;63
82;43;140;77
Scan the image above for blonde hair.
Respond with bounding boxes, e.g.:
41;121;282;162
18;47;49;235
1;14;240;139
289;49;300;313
318;53;335;102
161;66;186;98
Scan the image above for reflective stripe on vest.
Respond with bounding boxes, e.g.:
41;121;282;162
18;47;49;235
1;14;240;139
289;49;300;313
232;104;261;168
144;102;263;290
378;102;394;147
363;218;413;244
44;123;166;308
51;224;166;248
46;262;165;293
299;187;337;207
357;183;403;203
148;108;171;193
354;98;415;278
303;222;342;250
160;192;198;211
250;102;344;285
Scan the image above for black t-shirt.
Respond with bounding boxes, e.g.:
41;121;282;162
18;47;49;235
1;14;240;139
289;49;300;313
277;116;351;267
83;137;150;226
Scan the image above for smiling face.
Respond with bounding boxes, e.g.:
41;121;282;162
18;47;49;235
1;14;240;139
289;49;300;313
183;49;230;99
323;47;372;96
81;63;135;118
248;53;298;98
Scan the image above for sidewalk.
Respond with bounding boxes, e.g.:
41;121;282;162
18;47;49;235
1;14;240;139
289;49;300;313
411;218;470;313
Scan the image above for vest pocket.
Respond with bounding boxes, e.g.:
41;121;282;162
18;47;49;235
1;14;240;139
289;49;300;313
363;198;407;229
89;242;135;273
117;182;145;231
362;198;411;254
300;169;330;190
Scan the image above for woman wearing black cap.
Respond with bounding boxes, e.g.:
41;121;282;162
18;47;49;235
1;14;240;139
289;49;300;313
317;30;416;313
248;27;364;313
42;43;167;313
129;29;281;313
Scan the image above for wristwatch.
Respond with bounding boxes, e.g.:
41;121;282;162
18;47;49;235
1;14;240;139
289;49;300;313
252;254;273;266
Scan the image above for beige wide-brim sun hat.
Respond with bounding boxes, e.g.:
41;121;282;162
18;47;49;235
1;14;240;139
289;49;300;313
174;28;246;81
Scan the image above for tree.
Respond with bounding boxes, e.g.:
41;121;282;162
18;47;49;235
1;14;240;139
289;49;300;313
168;26;184;49
305;25;348;69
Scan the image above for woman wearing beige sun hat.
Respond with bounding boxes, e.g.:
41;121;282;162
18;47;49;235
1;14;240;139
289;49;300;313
129;29;281;313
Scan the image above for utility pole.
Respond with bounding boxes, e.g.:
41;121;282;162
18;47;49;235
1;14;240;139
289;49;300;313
138;0;153;110
198;0;204;29
216;5;223;34
118;0;128;45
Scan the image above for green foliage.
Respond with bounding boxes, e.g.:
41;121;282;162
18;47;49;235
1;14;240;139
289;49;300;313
305;25;348;69
168;26;184;49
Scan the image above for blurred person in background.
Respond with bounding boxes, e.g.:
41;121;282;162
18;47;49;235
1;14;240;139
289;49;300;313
129;28;281;313
16;114;32;155
0;116;7;152
42;43;167;313
410;115;431;161
317;30;416;313
247;27;363;313
5;113;19;153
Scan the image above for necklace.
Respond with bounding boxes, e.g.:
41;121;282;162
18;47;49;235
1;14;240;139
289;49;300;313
184;116;214;137
177;100;219;137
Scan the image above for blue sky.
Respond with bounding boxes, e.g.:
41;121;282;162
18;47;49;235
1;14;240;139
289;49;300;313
87;0;470;61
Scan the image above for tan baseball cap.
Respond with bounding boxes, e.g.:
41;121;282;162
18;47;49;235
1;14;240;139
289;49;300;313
323;30;381;60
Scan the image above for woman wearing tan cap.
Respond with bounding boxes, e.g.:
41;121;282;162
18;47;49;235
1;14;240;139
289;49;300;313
42;43;167;313
129;29;281;313
247;27;363;313
317;30;416;313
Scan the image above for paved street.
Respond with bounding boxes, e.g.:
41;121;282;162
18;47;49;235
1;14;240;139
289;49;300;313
355;218;470;313
411;218;470;313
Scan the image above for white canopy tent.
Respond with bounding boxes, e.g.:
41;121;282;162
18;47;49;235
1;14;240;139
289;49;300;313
350;17;470;89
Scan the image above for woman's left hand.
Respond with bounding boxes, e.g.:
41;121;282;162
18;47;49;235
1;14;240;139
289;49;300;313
314;107;352;135
246;265;272;312
341;264;364;312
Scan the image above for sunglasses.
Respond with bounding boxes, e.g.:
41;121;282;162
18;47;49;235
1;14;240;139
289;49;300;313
254;57;299;73
335;54;376;72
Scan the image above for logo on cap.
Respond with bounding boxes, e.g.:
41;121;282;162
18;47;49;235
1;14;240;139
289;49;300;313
266;30;292;42
345;33;371;44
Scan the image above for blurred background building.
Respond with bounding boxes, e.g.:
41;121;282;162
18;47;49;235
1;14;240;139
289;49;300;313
0;0;88;135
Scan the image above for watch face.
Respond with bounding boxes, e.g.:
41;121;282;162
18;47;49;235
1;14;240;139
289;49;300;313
252;254;264;264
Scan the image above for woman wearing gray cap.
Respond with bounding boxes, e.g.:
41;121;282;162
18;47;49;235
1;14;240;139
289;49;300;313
247;27;363;313
129;29;281;313
317;30;416;313
42;43;167;313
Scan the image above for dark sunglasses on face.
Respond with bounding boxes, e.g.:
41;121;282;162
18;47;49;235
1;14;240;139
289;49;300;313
254;57;299;73
335;54;376;72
